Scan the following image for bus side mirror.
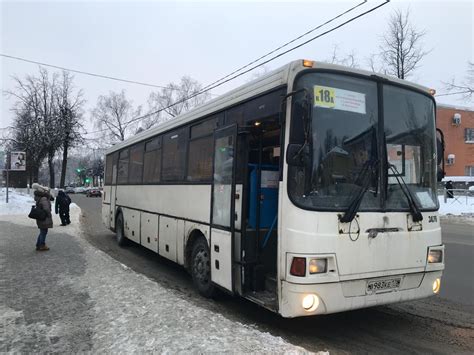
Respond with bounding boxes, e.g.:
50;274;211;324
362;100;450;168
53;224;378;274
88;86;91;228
286;144;306;167
436;128;445;182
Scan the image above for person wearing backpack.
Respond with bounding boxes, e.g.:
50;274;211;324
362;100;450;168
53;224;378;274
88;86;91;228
32;183;54;251
55;190;71;226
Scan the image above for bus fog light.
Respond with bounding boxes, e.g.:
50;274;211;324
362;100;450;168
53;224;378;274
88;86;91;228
428;250;442;263
432;278;441;294
302;294;319;311
309;258;327;274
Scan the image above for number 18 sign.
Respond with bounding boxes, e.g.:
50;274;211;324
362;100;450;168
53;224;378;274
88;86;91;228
313;85;366;115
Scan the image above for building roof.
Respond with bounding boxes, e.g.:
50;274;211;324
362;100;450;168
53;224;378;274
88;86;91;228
436;103;474;112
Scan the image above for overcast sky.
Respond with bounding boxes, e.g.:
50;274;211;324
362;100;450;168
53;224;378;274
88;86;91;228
1;0;473;140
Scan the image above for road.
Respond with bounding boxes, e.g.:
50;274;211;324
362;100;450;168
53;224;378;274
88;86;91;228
438;219;474;305
73;194;474;354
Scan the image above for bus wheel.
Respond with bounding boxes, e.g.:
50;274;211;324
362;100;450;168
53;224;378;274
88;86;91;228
191;238;215;297
115;212;128;247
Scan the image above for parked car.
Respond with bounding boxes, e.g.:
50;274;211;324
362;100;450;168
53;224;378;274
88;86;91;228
86;188;102;197
74;187;87;194
65;186;75;194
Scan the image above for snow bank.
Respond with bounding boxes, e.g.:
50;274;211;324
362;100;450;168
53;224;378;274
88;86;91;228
438;195;474;216
0;188;79;227
0;188;35;216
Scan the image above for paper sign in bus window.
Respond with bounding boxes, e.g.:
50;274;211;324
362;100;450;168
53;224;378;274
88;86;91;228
313;85;366;114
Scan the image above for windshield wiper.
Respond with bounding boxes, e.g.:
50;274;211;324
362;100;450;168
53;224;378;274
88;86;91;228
388;164;423;222
339;158;379;223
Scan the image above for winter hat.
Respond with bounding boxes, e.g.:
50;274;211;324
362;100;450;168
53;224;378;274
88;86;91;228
32;183;50;194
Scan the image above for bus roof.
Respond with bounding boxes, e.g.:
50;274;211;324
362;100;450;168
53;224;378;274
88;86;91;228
105;60;432;155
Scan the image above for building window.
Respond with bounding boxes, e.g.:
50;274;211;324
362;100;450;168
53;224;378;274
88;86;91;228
465;166;474;177
465;128;474;143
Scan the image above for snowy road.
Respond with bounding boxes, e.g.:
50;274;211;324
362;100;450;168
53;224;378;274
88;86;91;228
74;194;474;354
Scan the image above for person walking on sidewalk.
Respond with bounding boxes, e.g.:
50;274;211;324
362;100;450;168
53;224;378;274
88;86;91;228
55;190;71;226
32;183;54;251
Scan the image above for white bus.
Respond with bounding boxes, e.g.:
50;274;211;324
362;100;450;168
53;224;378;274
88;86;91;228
102;60;445;318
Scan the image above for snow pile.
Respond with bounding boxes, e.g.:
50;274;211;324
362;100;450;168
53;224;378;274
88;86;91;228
0;188;79;222
438;195;474;216
0;188;35;215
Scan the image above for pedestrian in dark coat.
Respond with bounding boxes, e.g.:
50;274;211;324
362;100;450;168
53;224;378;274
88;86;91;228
32;183;54;251
55;190;71;226
446;180;454;198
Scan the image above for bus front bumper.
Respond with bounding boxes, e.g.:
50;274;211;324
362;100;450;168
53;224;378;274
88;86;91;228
280;271;443;318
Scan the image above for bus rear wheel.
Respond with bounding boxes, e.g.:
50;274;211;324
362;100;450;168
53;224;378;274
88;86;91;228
115;212;128;247
191;238;215;298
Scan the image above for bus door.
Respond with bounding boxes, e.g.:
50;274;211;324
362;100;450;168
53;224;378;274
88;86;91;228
109;158;118;230
210;124;238;293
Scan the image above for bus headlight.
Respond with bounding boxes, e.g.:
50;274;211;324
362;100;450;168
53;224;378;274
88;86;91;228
428;250;443;263
432;278;441;294
309;258;327;274
302;294;320;311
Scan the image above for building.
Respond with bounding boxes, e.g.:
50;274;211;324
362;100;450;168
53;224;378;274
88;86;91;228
436;104;474;177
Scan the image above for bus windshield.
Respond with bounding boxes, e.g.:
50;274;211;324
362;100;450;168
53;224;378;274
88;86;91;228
288;72;438;212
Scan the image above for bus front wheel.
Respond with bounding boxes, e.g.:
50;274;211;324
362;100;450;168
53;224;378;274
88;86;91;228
115;212;128;247
191;238;215;298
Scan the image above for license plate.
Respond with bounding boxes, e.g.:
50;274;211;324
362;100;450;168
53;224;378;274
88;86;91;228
366;277;401;294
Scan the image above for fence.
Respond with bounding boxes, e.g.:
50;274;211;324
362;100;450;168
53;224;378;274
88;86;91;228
439;188;474;205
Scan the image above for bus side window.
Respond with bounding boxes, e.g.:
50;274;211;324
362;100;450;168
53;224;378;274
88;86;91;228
187;118;216;182
143;137;162;183
105;153;116;185
117;149;130;184
162;128;186;181
129;143;145;184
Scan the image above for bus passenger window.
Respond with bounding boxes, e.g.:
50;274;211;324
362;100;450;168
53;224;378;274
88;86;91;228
162;129;186;181
105;153;116;185
129;143;144;184
187;135;213;181
117;149;129;184
143;138;162;183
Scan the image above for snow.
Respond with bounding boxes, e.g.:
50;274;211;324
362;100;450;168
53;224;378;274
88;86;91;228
0;188;35;215
442;176;474;182
0;188;80;230
438;195;474;216
0;189;322;353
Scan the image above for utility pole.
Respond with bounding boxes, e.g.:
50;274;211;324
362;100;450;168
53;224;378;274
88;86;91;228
5;151;10;203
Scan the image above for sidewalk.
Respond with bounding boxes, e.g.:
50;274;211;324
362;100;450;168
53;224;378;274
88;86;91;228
0;193;311;353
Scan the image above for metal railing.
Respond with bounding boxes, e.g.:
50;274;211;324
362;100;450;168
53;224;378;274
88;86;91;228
440;188;474;205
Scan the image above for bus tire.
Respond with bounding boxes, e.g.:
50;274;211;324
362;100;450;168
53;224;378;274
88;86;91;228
191;238;215;298
115;212;128;247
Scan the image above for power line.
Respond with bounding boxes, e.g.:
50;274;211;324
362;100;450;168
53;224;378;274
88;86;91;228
199;0;368;92
436;90;472;97
0;53;219;96
86;0;389;136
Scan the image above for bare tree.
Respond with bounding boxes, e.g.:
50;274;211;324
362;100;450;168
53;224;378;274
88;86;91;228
92;90;141;142
37;68;62;188
378;8;429;79
147;76;211;125
5;68;61;186
443;61;474;101
246;65;271;82
325;45;359;68
56;71;85;188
